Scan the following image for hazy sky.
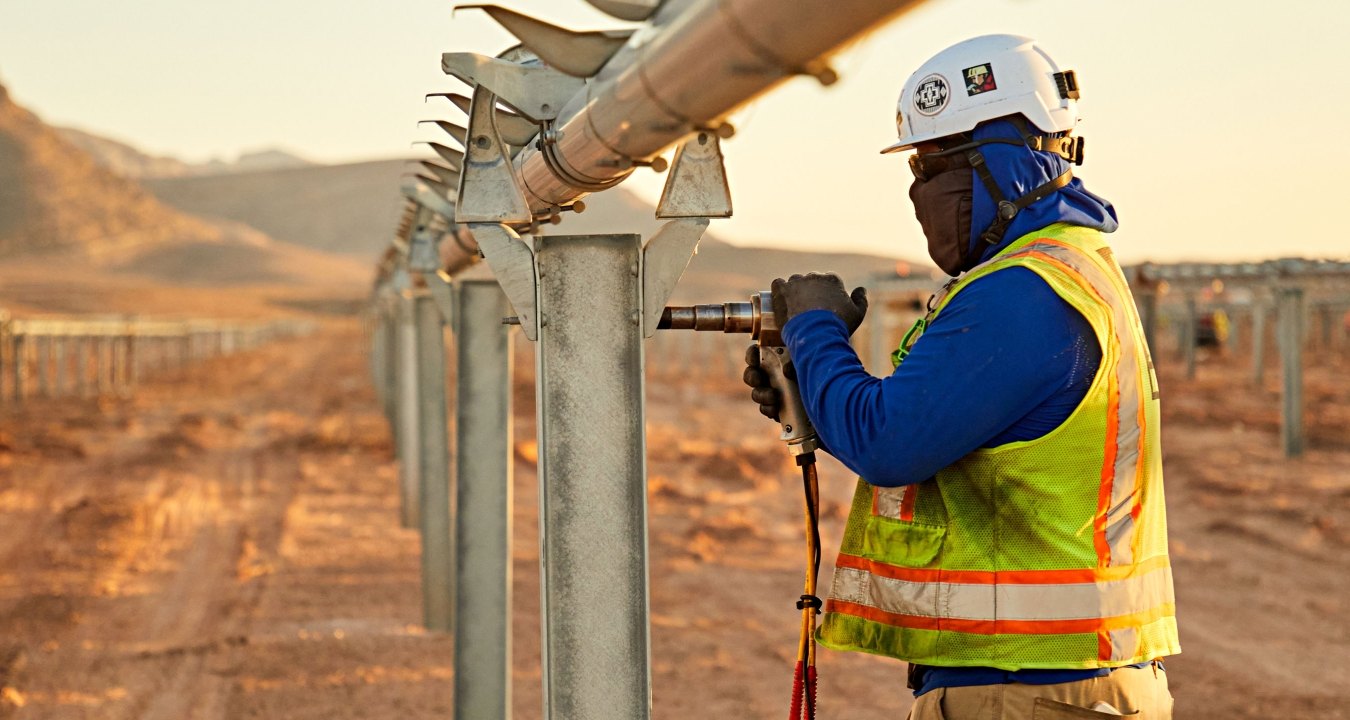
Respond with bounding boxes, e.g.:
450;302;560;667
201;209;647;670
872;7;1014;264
2;0;1347;264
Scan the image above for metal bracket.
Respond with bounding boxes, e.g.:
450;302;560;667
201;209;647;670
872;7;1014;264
408;225;443;274
442;52;585;122
424;269;456;323
429;93;542;147
468;223;539;341
641;218;710;337
655;132;732;218
455;84;532;225
401;179;457;219
459;5;633;78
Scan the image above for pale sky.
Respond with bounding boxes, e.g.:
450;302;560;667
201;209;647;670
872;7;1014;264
2;0;1347;264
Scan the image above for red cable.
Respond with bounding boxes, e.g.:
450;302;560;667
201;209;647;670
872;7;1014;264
788;661;804;720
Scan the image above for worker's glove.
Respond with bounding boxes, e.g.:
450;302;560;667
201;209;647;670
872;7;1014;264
742;344;793;422
770;273;869;336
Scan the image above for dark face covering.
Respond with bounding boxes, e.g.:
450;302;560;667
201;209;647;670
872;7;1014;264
909;168;975;277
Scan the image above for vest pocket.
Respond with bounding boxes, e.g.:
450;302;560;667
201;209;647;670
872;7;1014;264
861;515;945;567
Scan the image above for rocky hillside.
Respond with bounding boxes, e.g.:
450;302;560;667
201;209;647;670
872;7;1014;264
0;82;260;262
0;83;365;287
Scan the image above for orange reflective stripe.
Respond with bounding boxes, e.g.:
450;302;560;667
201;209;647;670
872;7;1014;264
1012;244;1143;568
833;552;1170;585
824;599;1175;636
1020;240;1149;567
899;484;917;522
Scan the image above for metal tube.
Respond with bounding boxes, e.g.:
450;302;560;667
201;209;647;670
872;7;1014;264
414;291;453;632
535;234;651;719
1277;287;1305;458
513;0;926;212
453;279;514;720
397;292;423;528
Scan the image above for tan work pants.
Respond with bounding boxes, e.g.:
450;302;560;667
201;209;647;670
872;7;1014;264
907;664;1172;719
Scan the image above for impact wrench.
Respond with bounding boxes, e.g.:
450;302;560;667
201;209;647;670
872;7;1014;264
658;292;824;720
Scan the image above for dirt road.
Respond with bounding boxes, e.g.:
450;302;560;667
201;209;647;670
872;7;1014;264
0;322;1345;718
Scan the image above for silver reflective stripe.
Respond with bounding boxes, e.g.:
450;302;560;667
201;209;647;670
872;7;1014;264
1019;241;1146;567
1109;627;1140;662
832;564;1175;623
874;485;907;519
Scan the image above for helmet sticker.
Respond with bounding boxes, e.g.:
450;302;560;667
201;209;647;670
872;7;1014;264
964;63;997;96
913;74;949;116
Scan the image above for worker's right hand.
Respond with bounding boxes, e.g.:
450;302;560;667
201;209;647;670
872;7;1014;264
743;344;787;422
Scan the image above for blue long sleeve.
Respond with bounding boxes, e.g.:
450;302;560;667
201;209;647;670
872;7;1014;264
781;266;1100;487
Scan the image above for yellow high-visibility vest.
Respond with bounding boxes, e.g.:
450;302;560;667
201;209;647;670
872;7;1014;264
817;224;1181;670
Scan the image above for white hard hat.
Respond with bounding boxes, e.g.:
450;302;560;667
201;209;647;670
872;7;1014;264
882;34;1080;154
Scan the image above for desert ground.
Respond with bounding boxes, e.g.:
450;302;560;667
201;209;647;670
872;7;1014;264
0;301;1346;720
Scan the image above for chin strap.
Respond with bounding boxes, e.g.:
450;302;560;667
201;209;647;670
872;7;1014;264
967;151;1074;246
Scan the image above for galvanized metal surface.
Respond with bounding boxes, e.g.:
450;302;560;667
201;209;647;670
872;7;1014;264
640;218;708;337
414;293;454;632
655;133;732;219
468;224;539;341
396;292;423;529
534;234;651;720
455;84;534;225
453;279;515;720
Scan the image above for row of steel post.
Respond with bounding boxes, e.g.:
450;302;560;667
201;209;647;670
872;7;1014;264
0;315;313;405
370;279;514;719
1144;290;1350;458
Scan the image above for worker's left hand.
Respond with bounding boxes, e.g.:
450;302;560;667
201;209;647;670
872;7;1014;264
771;273;869;335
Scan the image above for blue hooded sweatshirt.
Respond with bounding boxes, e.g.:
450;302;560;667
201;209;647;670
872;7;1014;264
780;119;1133;694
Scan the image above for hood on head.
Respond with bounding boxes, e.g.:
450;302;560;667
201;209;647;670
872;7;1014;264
967;118;1119;265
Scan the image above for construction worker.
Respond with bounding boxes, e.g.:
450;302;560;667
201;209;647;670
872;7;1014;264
744;35;1179;719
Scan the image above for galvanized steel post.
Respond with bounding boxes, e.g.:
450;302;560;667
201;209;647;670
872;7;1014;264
453;279;514;720
534;234;651;720
1277;287;1305;457
396;291;423;528
414;289;453;632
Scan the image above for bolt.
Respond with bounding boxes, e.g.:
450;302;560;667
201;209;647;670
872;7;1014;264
630;262;639;277
474;135;491;149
